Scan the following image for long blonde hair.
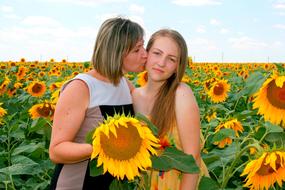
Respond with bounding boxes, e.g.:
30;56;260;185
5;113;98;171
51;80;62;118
146;29;188;137
92;17;144;85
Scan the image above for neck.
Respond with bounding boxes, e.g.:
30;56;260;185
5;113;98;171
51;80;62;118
144;79;164;97
89;69;111;83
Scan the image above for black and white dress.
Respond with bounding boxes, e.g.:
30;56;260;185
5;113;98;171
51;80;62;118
50;73;134;190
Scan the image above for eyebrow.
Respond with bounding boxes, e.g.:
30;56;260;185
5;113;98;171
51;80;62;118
153;48;178;59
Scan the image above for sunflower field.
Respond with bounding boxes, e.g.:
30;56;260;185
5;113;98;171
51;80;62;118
0;59;285;190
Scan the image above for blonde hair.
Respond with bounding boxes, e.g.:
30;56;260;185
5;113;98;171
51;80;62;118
91;17;144;85
146;29;188;137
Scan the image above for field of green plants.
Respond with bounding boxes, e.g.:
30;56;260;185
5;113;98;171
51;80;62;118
0;59;284;190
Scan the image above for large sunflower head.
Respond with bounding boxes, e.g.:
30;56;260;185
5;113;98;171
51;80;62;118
241;150;285;190
207;79;231;103
27;81;46;97
91;113;160;180
29;102;55;120
253;73;285;127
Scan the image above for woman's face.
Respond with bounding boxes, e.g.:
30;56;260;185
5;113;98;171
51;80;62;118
122;39;147;73
146;36;179;82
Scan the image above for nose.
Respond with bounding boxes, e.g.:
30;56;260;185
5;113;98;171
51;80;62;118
157;57;167;67
141;48;147;59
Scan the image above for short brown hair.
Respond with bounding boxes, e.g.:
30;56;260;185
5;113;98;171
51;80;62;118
91;17;144;85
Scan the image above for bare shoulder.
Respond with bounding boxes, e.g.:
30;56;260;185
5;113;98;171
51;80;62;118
58;79;89;108
176;83;195;101
61;79;89;96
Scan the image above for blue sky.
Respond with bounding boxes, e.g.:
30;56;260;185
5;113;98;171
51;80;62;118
0;0;284;62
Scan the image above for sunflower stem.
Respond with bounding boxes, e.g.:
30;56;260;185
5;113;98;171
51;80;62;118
221;143;261;189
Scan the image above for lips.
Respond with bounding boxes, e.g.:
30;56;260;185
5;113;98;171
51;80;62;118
152;67;164;73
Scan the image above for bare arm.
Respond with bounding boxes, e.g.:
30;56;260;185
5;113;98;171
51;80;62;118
175;83;201;190
49;80;93;164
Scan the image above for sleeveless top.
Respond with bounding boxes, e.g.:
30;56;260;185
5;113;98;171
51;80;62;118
50;73;134;190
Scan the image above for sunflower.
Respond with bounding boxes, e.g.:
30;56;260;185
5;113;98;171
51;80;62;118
253;73;285;127
0;76;10;95
27;81;46;97
182;74;191;83
241;151;285;190
205;112;217;122
91;113;160;180
51;89;60;104
207;79;231;103
49;82;63;92
16;66;28;80
0;103;7;118
203;78;217;92
214;118;243;148
29;102;55;120
137;71;148;87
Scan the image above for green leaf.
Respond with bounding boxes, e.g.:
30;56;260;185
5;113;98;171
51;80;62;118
151;155;172;171
274;63;285;73
254;127;266;140
0;163;41;175
12;143;43;156
239;71;267;97
152;147;199;174
89;159;103;177
198;176;219;190
264;132;285;147
11;155;38;165
264;122;284;133
85;128;96;145
109;179;135;190
135;113;158;136
211;128;235;143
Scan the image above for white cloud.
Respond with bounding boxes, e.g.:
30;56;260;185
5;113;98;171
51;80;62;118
94;13;145;28
273;23;285;29
273;1;285;9
210;19;221;25
21;16;61;27
0;24;99;61
95;13;121;23
229;36;268;50
38;0;128;6
0;5;19;19
0;5;14;13
189;37;217;51
172;0;222;6
220;28;229;34
196;25;206;33
272;41;283;47
129;4;144;14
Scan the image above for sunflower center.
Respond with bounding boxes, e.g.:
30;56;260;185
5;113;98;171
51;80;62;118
256;156;281;176
213;83;224;95
100;124;142;160
267;80;285;109
36;104;53;117
256;163;275;176
32;83;43;93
